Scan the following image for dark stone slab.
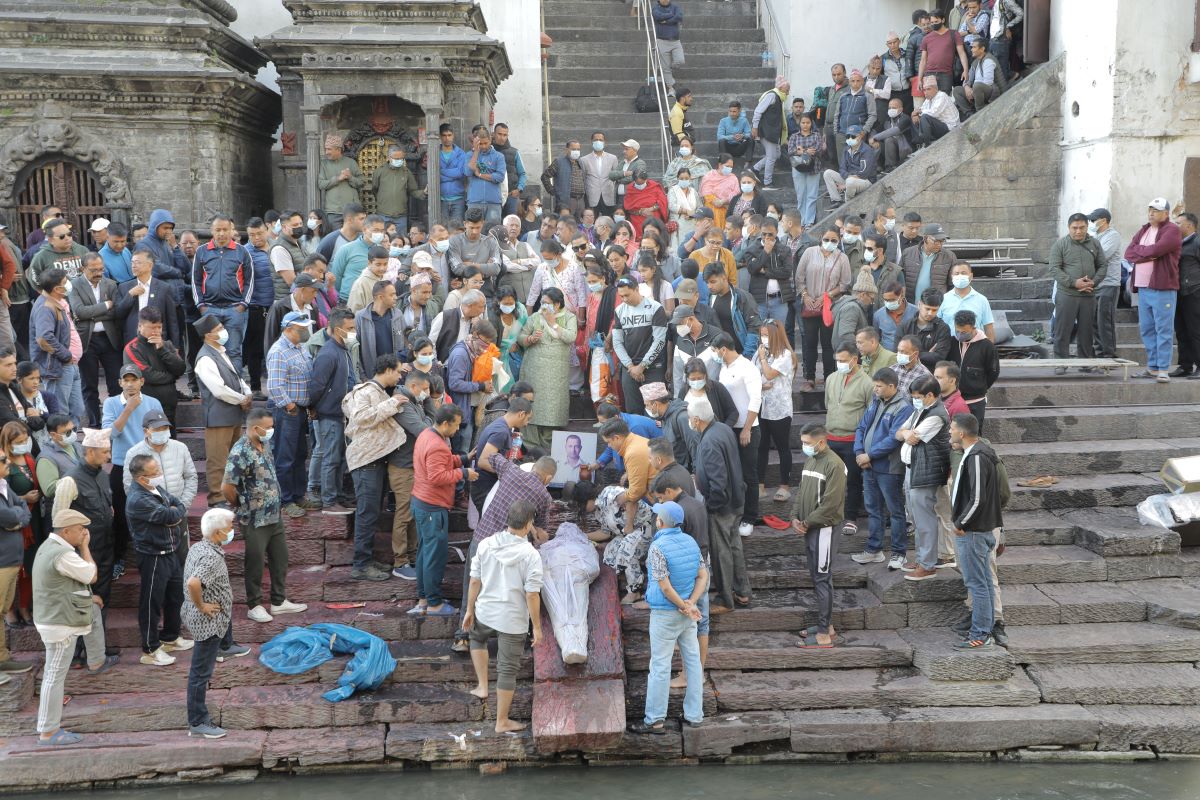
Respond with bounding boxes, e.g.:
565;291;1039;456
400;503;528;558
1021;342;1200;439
621;588;879;634
585;726;683;760
1028;663;1200;705
385;722;535;762
865;602;909;629
984;406;1200;446
993;438;1190;479
1104;549;1200;582
905;600;971;629
534;564;623;682
899;627;1015;681
1004;622;1200;665
0;668;35;712
626;672;718;719
220;684;336;729
786;705;1099;753
747;553;866;590
533;678;626;754
1036;582;1147;624
1006;474;1160;513
996;583;1062;626
682;710;790;757
262;724;387;768
329;682;481;725
867;563;967;603
1068;509;1181;557
381;639;532;684
1089;705;1200;753
624;630;912;672
1122;578;1200;629
1001;511;1077;547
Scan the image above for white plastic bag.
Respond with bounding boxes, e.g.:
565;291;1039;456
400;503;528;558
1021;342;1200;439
1138;492;1200;529
539;522;600;664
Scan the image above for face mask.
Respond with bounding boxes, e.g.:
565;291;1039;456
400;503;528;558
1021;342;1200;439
846;137;859;147
545;258;559;269
688;378;706;391
802;444;817;458
569;150;581;160
613;215;626;224
592;141;605;152
679;147;692;158
416;354;434;367
933;21;945;29
499;303;516;314
842;233;860;244
220;528;235;546
741;226;749;240
676;324;691;337
633;182;647;191
216;329;229;346
434;239;450;253
307;218;320;231
863;249;878;263
147;475;165;490
766;212;780;221
1087;222;1098;236
272;221;282;234
896;352;911;365
956;331;973;342
721;166;733;176
888;108;901;119
62;282;73;295
342;332;357;347
646;407;661;419
884;217;897;231
369;232;386;245
149;429;170;446
389;246;404;258
952;275;971;290
390;158;404;168
740;182;755;193
11;441;31;455
586;282;604;294
821;241;838;253
255;426;274;443
678;179;692;189
884;299;901;312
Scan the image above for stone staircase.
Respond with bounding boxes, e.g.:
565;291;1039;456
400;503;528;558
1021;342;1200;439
543;0;796;207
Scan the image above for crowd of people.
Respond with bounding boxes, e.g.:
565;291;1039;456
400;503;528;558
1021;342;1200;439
2;0;1197;747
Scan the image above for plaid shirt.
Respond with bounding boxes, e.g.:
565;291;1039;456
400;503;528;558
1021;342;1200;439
472;453;552;545
896;359;932;398
266;335;313;408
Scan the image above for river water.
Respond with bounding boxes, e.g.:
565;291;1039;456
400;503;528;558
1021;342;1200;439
17;762;1200;800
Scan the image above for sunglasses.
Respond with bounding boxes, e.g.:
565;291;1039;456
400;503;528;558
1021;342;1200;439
572;243;589;251
53;233;71;240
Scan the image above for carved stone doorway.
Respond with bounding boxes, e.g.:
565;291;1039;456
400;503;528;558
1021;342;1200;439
16;160;109;244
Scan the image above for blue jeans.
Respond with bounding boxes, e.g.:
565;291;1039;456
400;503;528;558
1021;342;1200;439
314;417;346;506
186;624;232;728
45;363;85;428
502;195;521;218
271;406;308;504
440;198;466;224
351;461;386;570
644;609;703;725
306;419;321;494
1138;287;1177;372
989;34;1013;80
412;496;450;606
955;531;997;640
864;469;907;556
381;215;408;236
791;170;821;227
204;305;248;373
467;202;503;227
758;296;789;328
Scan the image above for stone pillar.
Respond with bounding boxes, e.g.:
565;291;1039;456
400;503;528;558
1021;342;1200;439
425;106;443;225
304;111;321;214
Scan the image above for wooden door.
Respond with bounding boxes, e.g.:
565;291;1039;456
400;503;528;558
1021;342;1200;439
1023;0;1052;64
16;161;109;244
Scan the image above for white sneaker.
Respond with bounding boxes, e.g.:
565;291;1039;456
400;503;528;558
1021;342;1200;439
887;555;906;571
738;522;754;537
270;600;308;615
139;647;176;666
161;637;194;652
850;550;885;564
247;605;273;623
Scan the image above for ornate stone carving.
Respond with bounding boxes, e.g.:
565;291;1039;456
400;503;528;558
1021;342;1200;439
0;102;132;206
281;131;298;156
343;120;420;159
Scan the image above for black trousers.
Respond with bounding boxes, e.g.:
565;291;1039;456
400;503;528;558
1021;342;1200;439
802;316;834;381
757;416;793;487
143;382;179;431
735;425;760;524
967;398;987;434
10;302;29;361
829;439;865;519
620;364;666;415
244;306;268;391
80;335;123;427
110;466;129;562
136;548;183;653
1175;290;1200;371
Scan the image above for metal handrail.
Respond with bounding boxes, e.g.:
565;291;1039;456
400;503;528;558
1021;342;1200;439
756;0;791;74
634;0;672;169
540;4;553;170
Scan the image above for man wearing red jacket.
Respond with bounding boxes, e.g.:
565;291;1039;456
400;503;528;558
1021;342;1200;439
411;404;477;617
1124;197;1182;383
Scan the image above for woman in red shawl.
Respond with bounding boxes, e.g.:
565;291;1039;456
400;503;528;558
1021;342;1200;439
623;167;668;240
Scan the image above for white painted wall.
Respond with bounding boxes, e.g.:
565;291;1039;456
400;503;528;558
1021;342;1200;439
479;0;545;175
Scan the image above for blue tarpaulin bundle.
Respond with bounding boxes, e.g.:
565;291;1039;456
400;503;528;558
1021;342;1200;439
258;623;397;702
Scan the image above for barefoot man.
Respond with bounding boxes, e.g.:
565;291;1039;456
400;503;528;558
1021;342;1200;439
463;499;544;733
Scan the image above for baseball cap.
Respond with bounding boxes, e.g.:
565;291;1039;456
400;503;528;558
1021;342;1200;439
141;410;170;429
90;218;110;232
0;219;8;232
922;223;949;241
1149;197;1170;211
671;303;697;325
1087;208;1111;222
282;311;314;329
621;139;640;150
847;124;863;136
692;207;714;221
651;501;685;525
292;273;317;289
120;363;143;379
674;279;699;303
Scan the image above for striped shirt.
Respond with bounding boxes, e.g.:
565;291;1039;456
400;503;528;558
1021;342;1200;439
266;335;312;408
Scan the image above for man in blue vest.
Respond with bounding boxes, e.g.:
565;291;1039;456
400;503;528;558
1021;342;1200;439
630;500;707;734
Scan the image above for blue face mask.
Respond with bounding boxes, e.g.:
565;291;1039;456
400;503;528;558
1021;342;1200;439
592;141;605;152
416;354;434;366
389;247;404;258
721;166;733;176
802;444;817;458
913;397;926;411
221;528;235;546
688;379;706;391
272;221;282;235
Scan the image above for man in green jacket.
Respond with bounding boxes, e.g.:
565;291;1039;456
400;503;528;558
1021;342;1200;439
1047;212;1106;369
825;342;874;523
790;423;847;648
370;143;426;235
317;134;364;229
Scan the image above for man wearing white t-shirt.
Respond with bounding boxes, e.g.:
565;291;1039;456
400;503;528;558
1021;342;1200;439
714;332;761;537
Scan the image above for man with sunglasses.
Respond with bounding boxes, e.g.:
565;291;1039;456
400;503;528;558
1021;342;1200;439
29;218;90;285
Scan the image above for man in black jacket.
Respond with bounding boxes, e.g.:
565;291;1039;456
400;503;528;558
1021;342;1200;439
125;453;190;666
70;253;123;427
263;273;320;356
115;250;180;347
0;348;31;426
122;308;187;429
688;395;749;614
947;309;999;431
742;218;795;324
902;288;954;370
948;412;1003;649
1173;212;1200;378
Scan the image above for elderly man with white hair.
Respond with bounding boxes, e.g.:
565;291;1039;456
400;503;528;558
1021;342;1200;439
911;75;961;149
497;215;540;303
182;507;250;739
428;287;488;364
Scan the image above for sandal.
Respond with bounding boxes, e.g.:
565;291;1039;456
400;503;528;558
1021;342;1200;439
1017;476;1059;488
38;729;83;746
797;633;836;649
734;595;752;608
761;515;791;530
773;487;792;503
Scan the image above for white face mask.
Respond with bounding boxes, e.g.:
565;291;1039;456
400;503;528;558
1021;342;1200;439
678;179;692;189
884;217;896;231
220;528;235;546
216;329;229;346
884;299;901;312
587;282;604;293
633;182;647;191
613;215;626;224
569;150;580;160
147;475;166;490
821;241;838;253
1087;222;1098;236
888;108;901;119
11;440;31;455
896;352;911;365
390;158;404;168
342;331;357;346
741;226;749;240
835;361;851;374
843;233;860;244
416;354;434;366
499;303;516;314
434;239;450;253
766;212;780;221
688;378;706;391
679;147;692;158
369;232;386;244
592;141;605;152
740;182;755;193
416;391;429;402
676;324;691;337
255;426;274;442
307;218;320;231
149;429;170;446
846;137;859;147
863;249;878;263
952;275;971;290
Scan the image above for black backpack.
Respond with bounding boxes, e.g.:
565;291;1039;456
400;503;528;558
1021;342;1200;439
635;84;659;113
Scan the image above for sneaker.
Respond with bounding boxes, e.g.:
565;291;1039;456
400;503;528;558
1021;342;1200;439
935;557;957;570
0;659;34;673
899;561;919;573
139;647;176;666
738;522;754;537
991;620;1009;646
887;555;906;571
216;644;252;662
112;559;125;580
188;723;228;739
283;502;307;518
842;521;859;535
298;495;323;510
351;565;391;582
903;566;939;582
1157;372;1171;384
392;565;417;580
322;504;354;516
161;637;194;652
953;635;994;650
247;605;273;623
850;550;885;564
270;600;308;615
86;654;120;676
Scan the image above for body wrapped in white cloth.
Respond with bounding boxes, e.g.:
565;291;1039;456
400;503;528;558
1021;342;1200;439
539;522;600;664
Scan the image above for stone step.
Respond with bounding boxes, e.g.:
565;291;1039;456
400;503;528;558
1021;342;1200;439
972;276;1053;300
1010;320;1145;345
546;28;765;44
385;721;535;762
549;66;775;83
680;710;790;758
623;629;913;671
1006;472;1162;512
622;587;891;633
0;689;199;736
1121;578;1200;629
1087;704;1200;753
626;672;719;719
1034;581;1148;624
982;405;1200;444
994;438;1200;478
550;90;771;113
745;553;866;590
785;704;1100;754
987;375;1199;407
1004;622;1200;665
1067;508;1182;557
263;724;387;769
545;1;760;18
708;666;1041;712
994;544;1108;584
550;110;756;129
1028;662;1200;705
898;627;1016;681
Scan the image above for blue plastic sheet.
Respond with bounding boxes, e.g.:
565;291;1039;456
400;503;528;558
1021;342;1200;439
258;623;397;702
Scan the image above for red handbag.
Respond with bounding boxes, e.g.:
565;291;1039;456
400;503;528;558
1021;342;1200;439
821;292;834;327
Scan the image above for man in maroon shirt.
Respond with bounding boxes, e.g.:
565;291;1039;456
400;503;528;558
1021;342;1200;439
917;9;969;94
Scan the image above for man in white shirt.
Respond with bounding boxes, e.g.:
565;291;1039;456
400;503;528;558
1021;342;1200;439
193;314;252;507
714;332;761;537
911;75;960;148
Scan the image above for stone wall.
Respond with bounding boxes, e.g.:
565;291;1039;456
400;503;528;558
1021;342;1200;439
822;55;1065;264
